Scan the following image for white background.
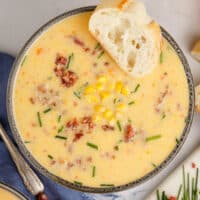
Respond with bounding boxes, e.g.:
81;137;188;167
0;0;200;199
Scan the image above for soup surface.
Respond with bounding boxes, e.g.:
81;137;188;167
14;12;189;187
0;187;20;200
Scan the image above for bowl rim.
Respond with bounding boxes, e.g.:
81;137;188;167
0;182;28;200
6;6;195;194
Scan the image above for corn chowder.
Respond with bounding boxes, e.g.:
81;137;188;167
13;12;189;187
0;188;21;200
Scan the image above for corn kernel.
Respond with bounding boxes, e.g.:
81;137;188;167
103;109;113;119
116;103;126;111
93;114;102;123
85;95;99;103
95;82;104;91
121;86;129;96
84;86;96;94
100;91;110;100
97;75;107;83
94;105;106;112
115;81;123;93
107;82;115;91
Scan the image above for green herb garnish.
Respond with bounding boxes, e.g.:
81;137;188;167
73;91;81;99
132;84;140;93
114;145;119;151
100;184;115;187
128;101;135;105
74;82;89;100
55;135;67;140
94;43;101;50
37;112;42;127
161;113;166;120
176;138;180;145
66;53;74;69
48;155;53;160
21;55;27;66
57;125;64;133
92;166;96;177
152;163;157;168
160;51;163;64
117;120;122;132
97;51;104;59
86;142;98;150
43;108;51;114
156;190;160;200
58;115;62;123
74;181;82;186
24;141;31;144
177;185;182;200
146;135;162;142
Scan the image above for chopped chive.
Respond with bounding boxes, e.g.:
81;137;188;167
113;98;117;104
94;43;101;50
92;166;96;177
132;84;140;93
58;115;62;123
114;145;119;151
37;112;42;127
73;91;81;99
156;190;160;200
97;51;104;59
74;181;82;186
116;120;122;132
48;155;53;160
100;184;114;187
128;101;135;105
43;108;51;113
176;138;180;145
151;163;157;168
57;125;64;133
24;141;31;144
86;142;98;150
161;113;166;120
21;55;27;66
160;51;163;64
55;135;67;140
146;135;162;142
66;53;74;69
47;76;52;80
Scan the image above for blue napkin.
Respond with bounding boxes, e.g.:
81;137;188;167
0;53;89;200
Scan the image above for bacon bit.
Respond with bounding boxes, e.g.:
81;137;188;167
192;162;196;168
101;152;116;160
161;72;168;80
55;54;67;65
102;125;115;131
84;47;90;52
36;48;43;55
29;97;35;104
104;62;110;66
73;131;84;142
93;63;98;67
118;0;128;9
82;116;95;129
50;160;56;165
76;158;82;165
31;123;37;127
54;66;78;88
37;84;47;93
168;197;176;200
67;162;74;169
58;158;65;164
72;36;85;47
124;125;135;142
66;118;79;129
86;156;92;163
67;144;74;153
73;101;78;107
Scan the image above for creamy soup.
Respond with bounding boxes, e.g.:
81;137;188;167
14;12;189;187
0;188;20;200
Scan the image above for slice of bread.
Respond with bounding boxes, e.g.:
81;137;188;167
195;85;200;113
191;40;200;62
89;0;162;77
